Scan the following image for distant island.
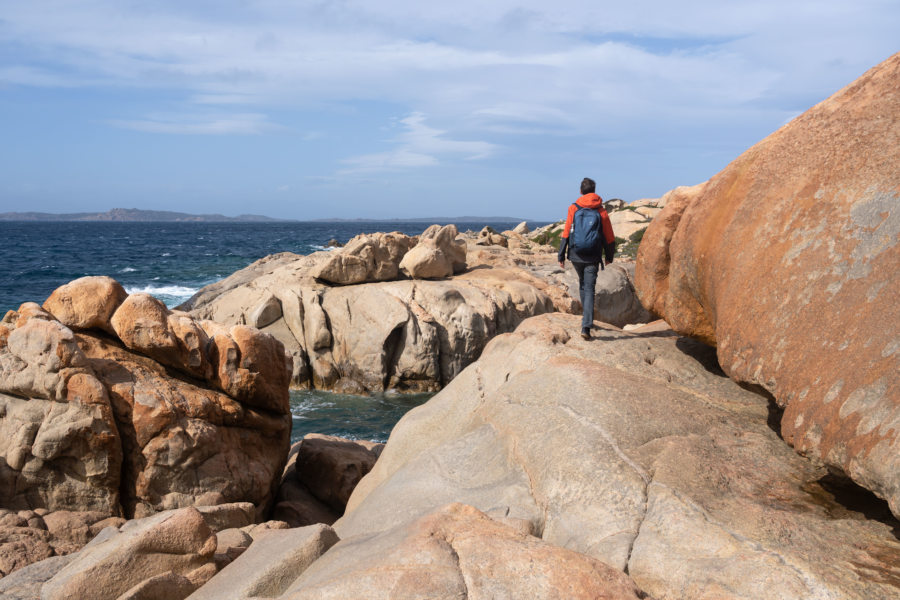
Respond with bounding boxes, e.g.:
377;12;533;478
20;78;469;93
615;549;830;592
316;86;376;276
309;216;526;223
0;209;530;224
0;208;286;223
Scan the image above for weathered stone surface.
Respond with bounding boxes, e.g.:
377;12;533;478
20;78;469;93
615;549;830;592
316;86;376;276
183;248;556;393
41;507;217;600
0;527;53;577
294;434;383;513
563;262;654;327
117;564;217;600
283;503;646;599
272;442;340;527
311;232;416;285
195;502;255;533
41;510;109;554
635;53;900;517
0;308;122;517
213;527;252;563
0;280;292;574
338;313;900;599
187;524;338;600
42;276;127;335
248;294;282;329
0;554;75;599
474;225;508;247
78;330;289;518
400;224;467;279
512;220;530;235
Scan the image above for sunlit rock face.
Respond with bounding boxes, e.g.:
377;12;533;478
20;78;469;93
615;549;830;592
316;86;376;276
635;53;900;517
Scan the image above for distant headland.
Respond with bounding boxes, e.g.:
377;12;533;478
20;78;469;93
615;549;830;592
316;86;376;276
0;209;530;223
0;208;285;222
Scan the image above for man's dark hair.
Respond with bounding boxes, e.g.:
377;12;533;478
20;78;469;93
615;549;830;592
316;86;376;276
581;178;596;195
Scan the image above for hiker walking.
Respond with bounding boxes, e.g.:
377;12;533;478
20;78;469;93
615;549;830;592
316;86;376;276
557;177;616;340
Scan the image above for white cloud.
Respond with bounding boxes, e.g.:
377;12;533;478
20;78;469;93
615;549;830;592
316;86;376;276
1;1;897;162
340;113;498;174
108;112;275;135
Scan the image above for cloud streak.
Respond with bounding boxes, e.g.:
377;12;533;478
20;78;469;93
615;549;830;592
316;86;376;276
340;113;498;174
108;112;276;135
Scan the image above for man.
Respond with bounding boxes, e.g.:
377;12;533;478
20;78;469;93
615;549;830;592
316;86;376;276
557;177;616;340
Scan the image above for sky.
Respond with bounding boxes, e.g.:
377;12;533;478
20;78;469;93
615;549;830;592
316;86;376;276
0;1;897;221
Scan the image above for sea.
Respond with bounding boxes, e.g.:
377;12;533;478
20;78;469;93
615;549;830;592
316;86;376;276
0;219;539;444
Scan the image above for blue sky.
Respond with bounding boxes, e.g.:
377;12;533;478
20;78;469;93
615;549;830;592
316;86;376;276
0;1;897;221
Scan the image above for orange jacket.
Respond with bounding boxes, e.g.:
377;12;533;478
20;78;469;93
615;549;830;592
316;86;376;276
558;193;616;264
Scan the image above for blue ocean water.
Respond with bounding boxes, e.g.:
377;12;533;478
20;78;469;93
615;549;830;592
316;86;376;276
1;219;538;441
0;220;537;313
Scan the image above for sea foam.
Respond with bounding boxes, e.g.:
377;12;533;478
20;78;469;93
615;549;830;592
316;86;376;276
124;284;199;307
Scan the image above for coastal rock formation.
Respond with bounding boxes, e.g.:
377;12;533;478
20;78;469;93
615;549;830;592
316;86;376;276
311;231;416;285
562;262;653;328
186;524;339;600
474;225;508;247
282;503;646;599
41;507;217;600
293;434;383;513
635;53;900;517
181;233;562;394
398;224;467;279
41;276;127;335
181;225;653;394
336;313;900;599
272;435;383;527
0;279;292;574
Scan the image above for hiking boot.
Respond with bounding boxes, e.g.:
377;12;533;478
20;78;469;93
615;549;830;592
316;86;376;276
580;327;591;340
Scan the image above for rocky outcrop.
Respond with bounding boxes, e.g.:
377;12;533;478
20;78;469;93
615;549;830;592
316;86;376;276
41;276;127;335
398;224;467;279
181;233;563;394
181;225;654;394
186;524;338;600
272;435;383;527
562;261;654;327
635;53;900;518
41;507;218;600
0;279;292;574
293;434;383;513
311;232;417;285
473;225;508;247
335;313;900;599
282;503;646;599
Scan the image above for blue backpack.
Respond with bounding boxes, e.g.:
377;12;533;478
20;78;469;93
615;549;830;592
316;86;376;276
570;205;605;257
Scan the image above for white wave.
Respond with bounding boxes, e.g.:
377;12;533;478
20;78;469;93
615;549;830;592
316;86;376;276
161;252;173;257
124;284;198;307
119;267;137;273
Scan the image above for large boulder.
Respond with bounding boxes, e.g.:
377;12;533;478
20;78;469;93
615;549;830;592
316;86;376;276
282;503;646;599
335;313;900;599
0;280;292;574
473;225;508;248
0;308;122;515
635;53;900;517
292;434;383;513
311;232;416;285
399;224;467;279
41;276;128;335
41;507;217;600
186;524;338;600
564;262;654;327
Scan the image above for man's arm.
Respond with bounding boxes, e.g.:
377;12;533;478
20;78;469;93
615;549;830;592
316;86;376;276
557;237;569;268
601;211;616;265
558;204;576;267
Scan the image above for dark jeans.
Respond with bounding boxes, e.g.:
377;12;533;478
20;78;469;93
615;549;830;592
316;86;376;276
572;261;599;330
